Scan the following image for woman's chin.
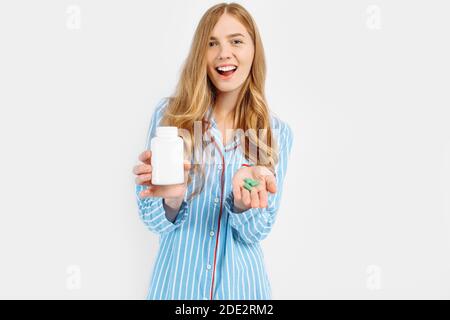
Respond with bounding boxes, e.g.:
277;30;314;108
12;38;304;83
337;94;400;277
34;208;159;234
214;82;243;94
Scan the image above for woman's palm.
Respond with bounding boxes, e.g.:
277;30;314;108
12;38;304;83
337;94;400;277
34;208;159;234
232;165;277;210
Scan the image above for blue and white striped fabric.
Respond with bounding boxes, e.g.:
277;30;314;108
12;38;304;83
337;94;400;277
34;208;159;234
135;98;293;300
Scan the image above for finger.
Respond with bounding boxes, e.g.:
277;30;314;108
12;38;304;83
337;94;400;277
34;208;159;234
233;181;242;202
139;188;150;199
141;180;153;187
133;164;152;175
265;175;277;194
241;188;251;207
148;185;170;198
183;161;192;172
139;186;157;199
258;189;268;208
250;188;259;208
135;173;152;185
138;150;152;165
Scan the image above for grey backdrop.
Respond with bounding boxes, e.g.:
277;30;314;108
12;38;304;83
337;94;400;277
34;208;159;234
0;0;449;299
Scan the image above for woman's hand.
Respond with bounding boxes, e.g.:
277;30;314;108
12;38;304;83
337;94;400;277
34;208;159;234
133;150;191;201
231;165;277;212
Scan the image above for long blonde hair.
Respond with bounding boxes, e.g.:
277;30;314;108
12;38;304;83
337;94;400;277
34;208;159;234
160;2;278;201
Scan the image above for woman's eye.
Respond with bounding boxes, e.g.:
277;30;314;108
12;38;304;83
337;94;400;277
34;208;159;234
208;40;242;47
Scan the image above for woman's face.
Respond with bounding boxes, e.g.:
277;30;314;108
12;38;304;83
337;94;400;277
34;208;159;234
206;13;255;94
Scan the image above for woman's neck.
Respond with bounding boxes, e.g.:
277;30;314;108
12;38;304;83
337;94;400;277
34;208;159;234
213;89;239;124
212;89;241;146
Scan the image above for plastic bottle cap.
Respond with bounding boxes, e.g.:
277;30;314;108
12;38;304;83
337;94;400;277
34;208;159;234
156;126;178;138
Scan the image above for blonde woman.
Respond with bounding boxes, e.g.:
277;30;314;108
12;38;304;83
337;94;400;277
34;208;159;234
133;2;293;300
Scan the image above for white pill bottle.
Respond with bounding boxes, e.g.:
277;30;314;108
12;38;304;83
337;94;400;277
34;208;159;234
150;126;184;185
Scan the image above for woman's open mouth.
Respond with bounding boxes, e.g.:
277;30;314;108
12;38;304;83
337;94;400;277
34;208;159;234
215;65;238;80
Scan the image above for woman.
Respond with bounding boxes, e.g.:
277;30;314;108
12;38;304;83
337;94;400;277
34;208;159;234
133;2;293;300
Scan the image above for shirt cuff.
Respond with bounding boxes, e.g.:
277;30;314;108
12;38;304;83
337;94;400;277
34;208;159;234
163;198;189;226
224;192;270;229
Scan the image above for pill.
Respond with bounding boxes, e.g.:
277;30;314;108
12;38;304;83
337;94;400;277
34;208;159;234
244;178;259;187
250;180;259;187
243;182;253;191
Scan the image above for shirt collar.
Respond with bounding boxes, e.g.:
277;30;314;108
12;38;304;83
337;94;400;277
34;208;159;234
203;105;241;152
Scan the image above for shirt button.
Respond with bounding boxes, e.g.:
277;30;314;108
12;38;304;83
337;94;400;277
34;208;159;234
218;165;222;170
214;197;219;203
210;231;215;237
207;264;212;270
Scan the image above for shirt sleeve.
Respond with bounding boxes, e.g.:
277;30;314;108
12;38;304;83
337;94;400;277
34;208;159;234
224;120;294;245
134;98;189;235
135;185;189;234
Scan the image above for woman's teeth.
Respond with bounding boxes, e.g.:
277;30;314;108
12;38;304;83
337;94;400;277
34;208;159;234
217;66;237;72
216;66;237;76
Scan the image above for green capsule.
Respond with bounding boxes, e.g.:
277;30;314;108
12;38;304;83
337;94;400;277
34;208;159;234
244;178;259;187
243;182;253;191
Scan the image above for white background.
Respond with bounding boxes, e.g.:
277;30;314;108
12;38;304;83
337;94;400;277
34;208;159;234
0;0;449;299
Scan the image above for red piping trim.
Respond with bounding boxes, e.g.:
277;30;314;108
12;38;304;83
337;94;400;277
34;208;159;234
209;137;225;300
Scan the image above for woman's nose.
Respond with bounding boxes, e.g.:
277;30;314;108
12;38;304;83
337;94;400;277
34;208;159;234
218;45;233;60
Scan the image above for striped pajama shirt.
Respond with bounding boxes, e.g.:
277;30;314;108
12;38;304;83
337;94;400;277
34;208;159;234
135;98;293;300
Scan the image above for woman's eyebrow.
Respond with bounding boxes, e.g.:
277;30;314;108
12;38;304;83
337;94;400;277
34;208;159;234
209;33;245;40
